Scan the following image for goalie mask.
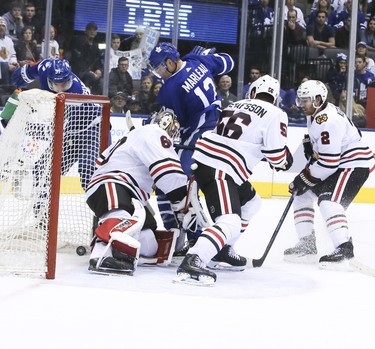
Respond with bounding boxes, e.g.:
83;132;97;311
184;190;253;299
150;108;180;140
148;42;180;79
47;59;73;93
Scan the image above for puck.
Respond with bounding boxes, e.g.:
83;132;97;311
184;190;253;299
76;246;87;256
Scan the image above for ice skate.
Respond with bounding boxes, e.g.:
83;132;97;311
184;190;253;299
319;238;354;271
284;232;318;264
174;254;216;286
208;245;247;271
170;238;197;266
89;256;135;276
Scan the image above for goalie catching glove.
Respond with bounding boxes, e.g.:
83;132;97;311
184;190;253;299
289;168;321;196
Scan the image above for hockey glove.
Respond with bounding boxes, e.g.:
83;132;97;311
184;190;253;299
289;168;321;196
302;134;314;160
273;146;294;172
11;65;33;89
190;45;216;55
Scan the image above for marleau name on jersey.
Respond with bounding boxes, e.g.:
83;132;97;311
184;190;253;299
181;64;209;93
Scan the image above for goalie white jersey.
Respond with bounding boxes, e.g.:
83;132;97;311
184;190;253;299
86;124;187;204
192;98;289;185
307;102;375;180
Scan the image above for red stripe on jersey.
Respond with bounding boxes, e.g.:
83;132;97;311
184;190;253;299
197;140;249;178
205;227;225;248
267;149;286;162
318;155;339;163
150;162;182;177
333;169;350;202
88;174;116;187
341;149;374;160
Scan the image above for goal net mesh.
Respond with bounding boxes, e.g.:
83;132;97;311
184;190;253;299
0;89;110;278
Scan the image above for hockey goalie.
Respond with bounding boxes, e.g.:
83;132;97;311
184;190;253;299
85;108;197;275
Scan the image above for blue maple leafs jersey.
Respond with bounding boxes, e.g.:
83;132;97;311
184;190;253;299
26;59;91;95
156;53;235;143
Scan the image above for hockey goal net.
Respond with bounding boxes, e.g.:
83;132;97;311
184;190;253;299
0;89;110;279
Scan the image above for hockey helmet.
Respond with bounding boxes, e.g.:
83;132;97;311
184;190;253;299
296;80;328;108
148;42;180;78
150;107;180;140
47;59;73;92
248;74;280;104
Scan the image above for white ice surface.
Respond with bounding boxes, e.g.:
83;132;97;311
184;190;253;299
1;197;375;349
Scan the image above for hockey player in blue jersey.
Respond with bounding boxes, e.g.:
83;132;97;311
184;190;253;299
147;42;235;262
11;58;90;95
11;59;103;226
148;43;235;165
11;59;101;190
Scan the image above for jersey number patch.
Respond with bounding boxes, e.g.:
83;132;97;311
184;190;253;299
216;110;251;139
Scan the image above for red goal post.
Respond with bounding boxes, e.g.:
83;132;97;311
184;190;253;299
0;89;110;279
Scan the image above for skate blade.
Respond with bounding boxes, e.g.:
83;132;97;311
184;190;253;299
284;254;318;264
170;256;184;267
319;259;353;272
88;266;134;276
207;261;245;272
173;272;215;287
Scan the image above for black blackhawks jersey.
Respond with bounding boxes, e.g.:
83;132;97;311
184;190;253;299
307;102;375;180
85;124;187;205
192;98;289;185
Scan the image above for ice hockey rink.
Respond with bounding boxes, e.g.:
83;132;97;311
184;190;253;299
0;196;375;349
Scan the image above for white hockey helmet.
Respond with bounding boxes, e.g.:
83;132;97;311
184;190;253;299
296;80;328;108
248;74;280;103
150;107;180;140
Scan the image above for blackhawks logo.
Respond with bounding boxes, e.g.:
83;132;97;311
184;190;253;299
316;114;328;124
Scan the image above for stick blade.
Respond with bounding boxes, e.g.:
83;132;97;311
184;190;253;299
349;259;375;277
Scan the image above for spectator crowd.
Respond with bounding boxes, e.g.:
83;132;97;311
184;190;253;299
1;0;375;127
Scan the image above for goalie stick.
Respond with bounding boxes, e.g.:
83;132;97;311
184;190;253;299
248;194;295;268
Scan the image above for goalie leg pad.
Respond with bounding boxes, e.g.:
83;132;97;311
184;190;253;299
111;232;140;257
189;180;213;228
95;199;146;242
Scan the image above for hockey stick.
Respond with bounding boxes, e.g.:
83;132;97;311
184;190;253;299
248;193;295;268
125;110;135;131
349;259;375;277
183;171;196;214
